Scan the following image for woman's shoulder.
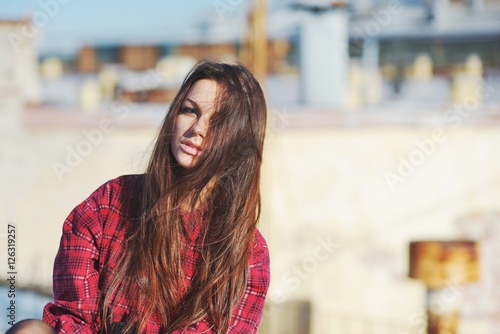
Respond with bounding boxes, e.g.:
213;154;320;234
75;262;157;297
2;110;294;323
81;174;145;214
250;228;270;264
248;228;271;290
89;174;144;201
253;228;268;249
66;174;145;235
99;174;145;192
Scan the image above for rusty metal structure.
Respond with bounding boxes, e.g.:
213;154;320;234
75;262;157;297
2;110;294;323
409;240;479;334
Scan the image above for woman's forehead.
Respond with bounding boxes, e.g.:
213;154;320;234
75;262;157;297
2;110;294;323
185;79;219;108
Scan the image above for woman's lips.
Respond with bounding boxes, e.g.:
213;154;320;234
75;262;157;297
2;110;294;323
180;141;202;156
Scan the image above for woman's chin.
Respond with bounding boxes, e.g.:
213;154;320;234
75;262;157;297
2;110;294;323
178;157;197;169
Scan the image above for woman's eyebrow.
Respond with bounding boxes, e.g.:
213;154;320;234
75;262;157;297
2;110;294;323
183;98;200;110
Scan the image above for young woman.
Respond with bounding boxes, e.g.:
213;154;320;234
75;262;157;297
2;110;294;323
9;60;270;334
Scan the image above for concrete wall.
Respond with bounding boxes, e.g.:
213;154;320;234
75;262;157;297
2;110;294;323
259;123;500;333
1;106;157;292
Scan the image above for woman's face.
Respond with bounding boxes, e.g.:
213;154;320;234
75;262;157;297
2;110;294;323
171;79;218;169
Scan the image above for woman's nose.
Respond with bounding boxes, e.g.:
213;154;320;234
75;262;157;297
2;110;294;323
192;117;208;138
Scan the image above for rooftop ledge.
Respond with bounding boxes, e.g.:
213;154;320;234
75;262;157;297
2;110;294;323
19;103;500;131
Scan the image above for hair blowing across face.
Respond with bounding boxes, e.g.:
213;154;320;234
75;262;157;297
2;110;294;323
101;60;267;334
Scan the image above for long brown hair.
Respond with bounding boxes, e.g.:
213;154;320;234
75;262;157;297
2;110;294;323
102;60;267;333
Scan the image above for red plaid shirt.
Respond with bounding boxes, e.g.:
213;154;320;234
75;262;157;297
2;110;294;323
43;175;270;334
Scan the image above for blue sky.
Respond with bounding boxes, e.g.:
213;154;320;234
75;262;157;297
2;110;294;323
0;0;259;53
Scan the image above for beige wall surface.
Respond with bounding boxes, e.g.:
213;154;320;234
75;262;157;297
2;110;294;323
1;105;158;291
259;125;500;334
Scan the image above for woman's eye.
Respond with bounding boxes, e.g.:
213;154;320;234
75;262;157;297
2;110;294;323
181;107;197;115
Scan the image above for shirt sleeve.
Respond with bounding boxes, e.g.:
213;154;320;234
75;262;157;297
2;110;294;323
171;230;271;334
43;187;106;334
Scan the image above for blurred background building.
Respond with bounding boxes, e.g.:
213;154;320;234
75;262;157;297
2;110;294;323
1;0;500;333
